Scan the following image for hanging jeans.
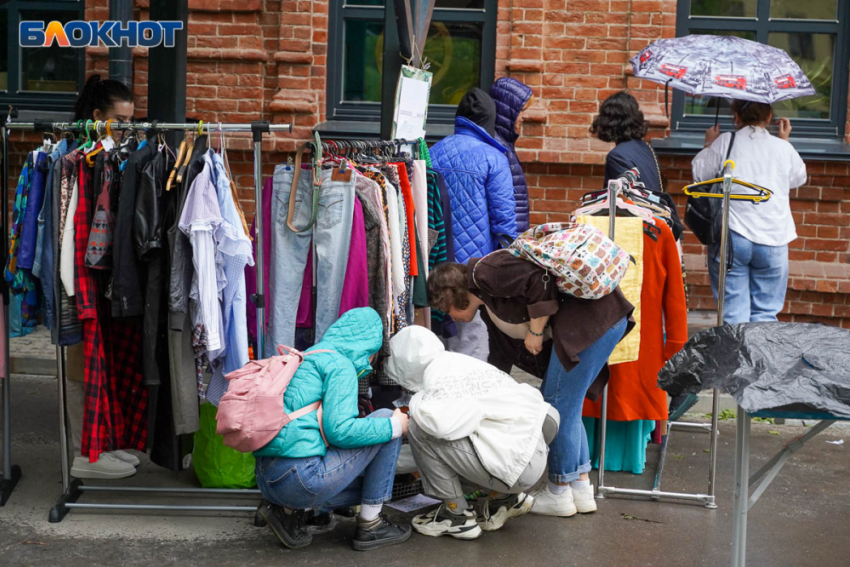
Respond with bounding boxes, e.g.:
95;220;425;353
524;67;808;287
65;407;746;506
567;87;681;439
255;409;402;509
543;317;628;483
708;230;789;325
268;166;355;356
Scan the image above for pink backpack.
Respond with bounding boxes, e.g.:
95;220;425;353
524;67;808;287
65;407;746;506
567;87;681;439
216;345;332;453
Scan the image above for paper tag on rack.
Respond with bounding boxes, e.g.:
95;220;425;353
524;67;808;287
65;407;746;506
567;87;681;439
101;136;115;152
392;66;432;140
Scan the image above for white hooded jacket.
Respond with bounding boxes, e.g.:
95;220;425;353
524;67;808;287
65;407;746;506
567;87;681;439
386;326;551;487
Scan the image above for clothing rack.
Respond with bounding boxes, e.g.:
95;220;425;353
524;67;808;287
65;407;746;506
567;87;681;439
594;175;719;508
1;118;291;520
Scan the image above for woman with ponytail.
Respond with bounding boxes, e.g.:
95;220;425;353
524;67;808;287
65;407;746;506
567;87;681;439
73;74;134;123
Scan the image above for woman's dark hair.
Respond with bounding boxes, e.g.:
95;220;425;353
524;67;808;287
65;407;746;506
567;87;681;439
732;100;772;127
590;91;648;143
74;74;134;121
427;263;470;313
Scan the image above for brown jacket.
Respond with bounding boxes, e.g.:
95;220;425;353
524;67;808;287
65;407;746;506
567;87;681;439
469;250;635;399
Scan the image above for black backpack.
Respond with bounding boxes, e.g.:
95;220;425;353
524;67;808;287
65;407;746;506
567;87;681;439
685;132;735;266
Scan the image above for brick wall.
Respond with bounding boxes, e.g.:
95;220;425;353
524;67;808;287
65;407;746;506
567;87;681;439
4;0;849;326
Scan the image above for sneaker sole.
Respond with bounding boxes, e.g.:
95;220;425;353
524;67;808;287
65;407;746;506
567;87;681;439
70;466;137;480
481;495;535;531
412;522;483;540
257;507;313;549
575;500;597;514
530;504;577;518
352;527;413;551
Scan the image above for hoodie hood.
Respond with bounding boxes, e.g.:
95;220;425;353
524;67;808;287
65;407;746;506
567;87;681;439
316;308;383;379
456;87;497;137
490;77;533;145
453;117;509;154
385;326;446;392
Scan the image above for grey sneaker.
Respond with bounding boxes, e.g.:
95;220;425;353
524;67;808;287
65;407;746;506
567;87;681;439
106;450;140;467
478;492;535;531
412;505;482;540
353;514;412;551
70;454;136;480
257;500;313;549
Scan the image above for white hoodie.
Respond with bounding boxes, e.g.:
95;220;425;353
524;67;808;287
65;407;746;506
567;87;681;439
386;326;551;487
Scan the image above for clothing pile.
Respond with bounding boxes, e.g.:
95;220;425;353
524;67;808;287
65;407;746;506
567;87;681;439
5;130;253;469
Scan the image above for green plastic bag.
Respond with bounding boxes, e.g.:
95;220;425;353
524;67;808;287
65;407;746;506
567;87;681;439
193;403;257;489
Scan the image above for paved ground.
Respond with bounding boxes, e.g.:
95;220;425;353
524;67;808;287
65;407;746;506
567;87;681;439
1;373;849;567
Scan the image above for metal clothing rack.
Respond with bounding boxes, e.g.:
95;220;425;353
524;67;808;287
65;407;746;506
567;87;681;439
1;118;291;520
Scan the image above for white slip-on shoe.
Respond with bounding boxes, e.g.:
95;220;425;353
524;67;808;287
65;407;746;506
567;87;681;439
571;484;598;514
107;450;141;467
412;505;483;540
71;454;137;480
478;492;535;531
530;485;577;517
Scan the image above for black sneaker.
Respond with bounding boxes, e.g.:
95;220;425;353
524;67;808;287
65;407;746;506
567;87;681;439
352;513;413;551
412;505;482;540
257;500;313;549
478;492;535;531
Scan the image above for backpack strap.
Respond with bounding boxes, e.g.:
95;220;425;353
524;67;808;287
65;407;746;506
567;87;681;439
289;401;329;446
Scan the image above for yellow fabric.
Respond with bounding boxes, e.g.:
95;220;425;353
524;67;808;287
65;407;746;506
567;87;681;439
577;215;642;365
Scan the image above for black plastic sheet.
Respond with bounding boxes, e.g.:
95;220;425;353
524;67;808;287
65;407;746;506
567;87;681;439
658;323;850;418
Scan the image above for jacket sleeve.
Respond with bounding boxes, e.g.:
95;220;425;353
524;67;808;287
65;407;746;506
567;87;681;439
605;150;632;186
475;253;559;319
485;154;517;244
691;135;726;183
788;147;807;189
322;358;393;448
659;225;689;360
413;397;484;441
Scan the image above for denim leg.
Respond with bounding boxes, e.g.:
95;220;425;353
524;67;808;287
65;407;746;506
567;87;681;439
314;172;356;342
708;231;753;325
268;166;313;356
748;242;789;322
543;317;628;483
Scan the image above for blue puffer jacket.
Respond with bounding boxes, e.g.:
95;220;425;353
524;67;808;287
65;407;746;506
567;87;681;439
254;308;392;459
491;77;533;233
430;117;517;264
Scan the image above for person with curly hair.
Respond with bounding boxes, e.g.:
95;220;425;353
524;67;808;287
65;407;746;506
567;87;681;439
591;92;662;193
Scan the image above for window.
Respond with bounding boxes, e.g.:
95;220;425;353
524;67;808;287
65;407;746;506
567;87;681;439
327;0;497;125
1;1;86;113
673;0;850;138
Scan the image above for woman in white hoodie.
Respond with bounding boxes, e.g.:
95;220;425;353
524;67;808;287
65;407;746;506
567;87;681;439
386;326;559;540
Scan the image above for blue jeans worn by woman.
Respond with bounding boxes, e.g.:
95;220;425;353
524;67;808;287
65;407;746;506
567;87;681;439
542;317;628;483
708;230;789;325
256;409;402;510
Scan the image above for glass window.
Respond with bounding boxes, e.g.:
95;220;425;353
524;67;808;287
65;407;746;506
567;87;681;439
0;10;7;92
425;21;483;105
690;0;757;18
769;32;834;119
20;11;79;93
343;20;383;102
770;0;836;20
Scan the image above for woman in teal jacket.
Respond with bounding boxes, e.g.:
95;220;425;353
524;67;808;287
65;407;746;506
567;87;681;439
254;308;411;551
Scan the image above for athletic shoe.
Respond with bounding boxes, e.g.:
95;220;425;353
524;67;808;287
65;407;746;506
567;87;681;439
256;500;313;549
106;450;140;467
478;492;535;531
530;485;577;517
571;484;598;514
70;454;137;480
353;514;412;551
412;505;482;540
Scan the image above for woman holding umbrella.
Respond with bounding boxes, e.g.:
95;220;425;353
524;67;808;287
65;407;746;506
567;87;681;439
692;100;806;324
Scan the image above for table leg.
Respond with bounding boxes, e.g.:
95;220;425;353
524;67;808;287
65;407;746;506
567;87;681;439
731;407;751;567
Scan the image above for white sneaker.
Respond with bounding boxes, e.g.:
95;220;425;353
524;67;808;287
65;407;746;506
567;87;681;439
71;454;137;480
412;505;482;540
530;485;577;517
478;492;535;531
106;450;141;467
571;484;598;514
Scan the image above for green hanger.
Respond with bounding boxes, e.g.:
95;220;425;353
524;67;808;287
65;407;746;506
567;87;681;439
80;120;95;151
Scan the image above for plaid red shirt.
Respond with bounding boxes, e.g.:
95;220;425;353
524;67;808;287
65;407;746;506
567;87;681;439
74;152;148;461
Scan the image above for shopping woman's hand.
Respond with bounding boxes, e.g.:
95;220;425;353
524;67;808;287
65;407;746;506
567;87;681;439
704;125;721;148
777;118;792;141
524;332;544;356
392;409;410;436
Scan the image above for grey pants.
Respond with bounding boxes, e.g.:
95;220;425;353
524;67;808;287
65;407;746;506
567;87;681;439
408;420;548;500
445;312;489;362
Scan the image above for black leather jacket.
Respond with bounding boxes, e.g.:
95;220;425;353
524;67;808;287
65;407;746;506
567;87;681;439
134;151;166;259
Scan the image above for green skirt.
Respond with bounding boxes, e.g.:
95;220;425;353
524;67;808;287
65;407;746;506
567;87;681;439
582;418;655;475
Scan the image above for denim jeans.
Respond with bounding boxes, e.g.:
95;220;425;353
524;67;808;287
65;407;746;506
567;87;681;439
255;409;402;509
708;231;789;325
268;165;356;356
543;317;628;483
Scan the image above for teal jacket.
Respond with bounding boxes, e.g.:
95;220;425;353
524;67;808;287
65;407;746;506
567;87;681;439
254;308;392;459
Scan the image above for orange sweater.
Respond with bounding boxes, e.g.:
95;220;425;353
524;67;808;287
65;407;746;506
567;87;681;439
583;220;688;421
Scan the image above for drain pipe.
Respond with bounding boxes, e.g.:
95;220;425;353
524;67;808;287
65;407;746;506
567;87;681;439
109;0;134;87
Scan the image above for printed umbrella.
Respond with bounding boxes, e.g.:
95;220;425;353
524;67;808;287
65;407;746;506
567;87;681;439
631;35;816;118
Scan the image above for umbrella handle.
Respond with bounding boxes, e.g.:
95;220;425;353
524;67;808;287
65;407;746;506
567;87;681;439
715;100;720;127
664;79;671;118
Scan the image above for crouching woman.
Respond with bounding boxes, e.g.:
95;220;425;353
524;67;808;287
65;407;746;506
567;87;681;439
253;308;411;551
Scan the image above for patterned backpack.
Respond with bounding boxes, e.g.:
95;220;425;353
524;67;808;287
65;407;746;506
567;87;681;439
509;222;631;300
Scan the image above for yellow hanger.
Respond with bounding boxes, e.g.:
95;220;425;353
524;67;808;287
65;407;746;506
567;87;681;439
85;120;107;167
683;160;773;203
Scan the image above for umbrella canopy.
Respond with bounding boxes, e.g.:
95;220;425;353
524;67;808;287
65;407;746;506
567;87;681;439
631;35;816;104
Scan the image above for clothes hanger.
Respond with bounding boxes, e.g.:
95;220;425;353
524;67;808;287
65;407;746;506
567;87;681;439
167;136;190;192
683;160;772;203
86;119;116;166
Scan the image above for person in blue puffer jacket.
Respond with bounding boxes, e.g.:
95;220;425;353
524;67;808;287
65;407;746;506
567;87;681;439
430;88;517;361
490;77;533;233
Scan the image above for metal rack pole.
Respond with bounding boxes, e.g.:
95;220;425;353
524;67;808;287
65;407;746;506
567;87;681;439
0;121;23;506
5;119;290;521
